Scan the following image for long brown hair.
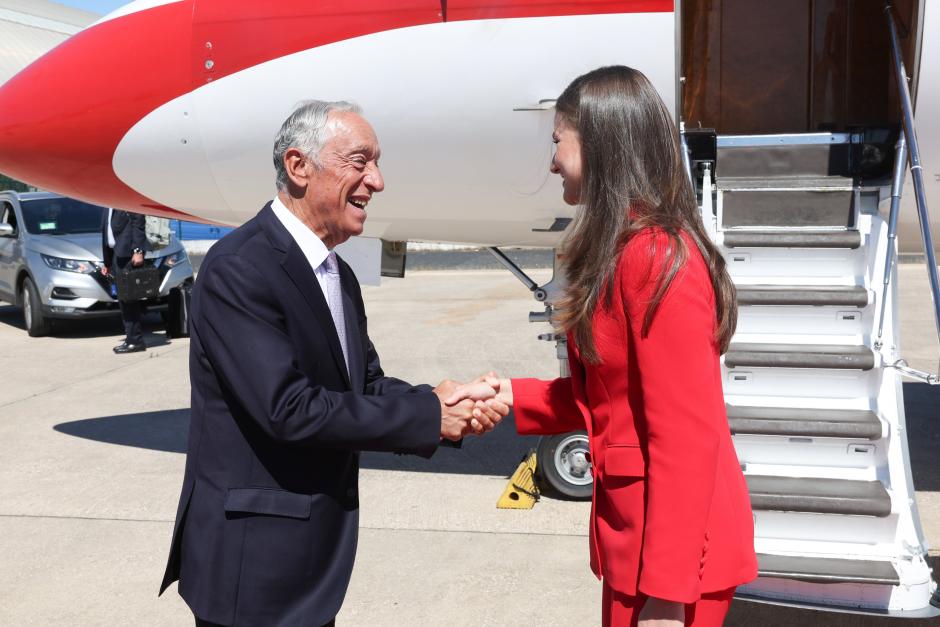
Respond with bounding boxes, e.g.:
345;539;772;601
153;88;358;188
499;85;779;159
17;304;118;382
553;66;736;363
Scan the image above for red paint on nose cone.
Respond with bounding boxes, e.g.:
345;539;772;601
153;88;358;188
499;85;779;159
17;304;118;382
0;1;196;217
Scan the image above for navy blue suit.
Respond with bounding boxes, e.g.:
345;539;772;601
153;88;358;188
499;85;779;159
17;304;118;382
160;204;441;625
101;209;151;345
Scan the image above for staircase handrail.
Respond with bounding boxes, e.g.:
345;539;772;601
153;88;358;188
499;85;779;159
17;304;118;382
885;2;940;383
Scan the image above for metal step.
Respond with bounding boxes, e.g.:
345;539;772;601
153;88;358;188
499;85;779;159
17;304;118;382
717;134;853;179
722;230;862;249
721;188;855;229
756;553;900;585
746;476;892;517
727;405;882;439
720;176;854;191
726;343;875;370
737;285;869;307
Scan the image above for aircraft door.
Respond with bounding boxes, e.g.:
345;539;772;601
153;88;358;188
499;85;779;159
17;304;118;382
0;202;19;301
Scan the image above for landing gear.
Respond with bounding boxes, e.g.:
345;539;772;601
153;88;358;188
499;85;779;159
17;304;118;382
487;246;594;501
537;431;592;500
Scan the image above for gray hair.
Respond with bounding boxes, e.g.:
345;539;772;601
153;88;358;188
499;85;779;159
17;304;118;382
272;99;362;191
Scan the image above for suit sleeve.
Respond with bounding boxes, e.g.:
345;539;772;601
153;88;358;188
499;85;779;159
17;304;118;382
101;212;113;269
511;373;584;435
194;253;441;456
129;211;148;252
623;232;724;603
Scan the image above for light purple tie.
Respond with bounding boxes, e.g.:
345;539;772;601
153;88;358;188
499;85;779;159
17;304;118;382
323;251;349;372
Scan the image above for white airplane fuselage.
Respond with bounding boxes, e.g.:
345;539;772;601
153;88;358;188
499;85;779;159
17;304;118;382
0;0;935;253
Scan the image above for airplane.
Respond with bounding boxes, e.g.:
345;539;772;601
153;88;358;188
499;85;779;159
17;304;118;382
0;0;938;618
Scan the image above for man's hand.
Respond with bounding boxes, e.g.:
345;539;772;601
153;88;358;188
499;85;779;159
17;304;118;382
445;374;511;435
131;252;145;267
101;265;109;277
637;596;684;627
434;380;476;441
434;377;509;439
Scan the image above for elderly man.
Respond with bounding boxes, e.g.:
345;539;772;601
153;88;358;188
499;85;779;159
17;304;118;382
160;101;506;626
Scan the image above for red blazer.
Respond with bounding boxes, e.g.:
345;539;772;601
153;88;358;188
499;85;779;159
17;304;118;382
512;228;757;604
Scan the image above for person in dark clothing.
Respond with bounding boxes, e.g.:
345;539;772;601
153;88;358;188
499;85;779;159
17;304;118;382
101;208;150;353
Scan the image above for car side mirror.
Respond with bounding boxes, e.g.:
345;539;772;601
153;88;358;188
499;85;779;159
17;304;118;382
0;223;13;237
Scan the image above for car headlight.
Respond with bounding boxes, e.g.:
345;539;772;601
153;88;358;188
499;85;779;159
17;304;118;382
41;254;97;274
159;250;187;268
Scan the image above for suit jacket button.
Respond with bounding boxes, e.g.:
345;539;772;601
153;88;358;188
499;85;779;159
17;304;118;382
347;488;357;498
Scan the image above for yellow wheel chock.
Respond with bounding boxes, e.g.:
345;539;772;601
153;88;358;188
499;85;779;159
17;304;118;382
497;450;540;509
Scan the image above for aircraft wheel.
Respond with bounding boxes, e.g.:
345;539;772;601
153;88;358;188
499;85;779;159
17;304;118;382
537;431;592;500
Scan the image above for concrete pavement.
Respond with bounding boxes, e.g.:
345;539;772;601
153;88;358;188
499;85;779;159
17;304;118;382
0;264;937;625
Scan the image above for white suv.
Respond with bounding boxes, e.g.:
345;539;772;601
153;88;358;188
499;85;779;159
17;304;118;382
0;191;194;336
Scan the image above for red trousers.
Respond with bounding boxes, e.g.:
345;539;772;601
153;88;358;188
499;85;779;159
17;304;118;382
602;581;735;627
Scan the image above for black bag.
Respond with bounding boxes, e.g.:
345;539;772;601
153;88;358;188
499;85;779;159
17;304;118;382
166;283;192;338
114;265;160;301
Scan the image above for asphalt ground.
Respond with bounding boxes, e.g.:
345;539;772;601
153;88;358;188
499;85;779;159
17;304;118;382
0;261;938;625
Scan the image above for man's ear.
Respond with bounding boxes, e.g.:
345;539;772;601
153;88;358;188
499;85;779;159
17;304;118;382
283;147;311;190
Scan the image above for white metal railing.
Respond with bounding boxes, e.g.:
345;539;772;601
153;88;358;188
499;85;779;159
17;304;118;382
884;2;940;384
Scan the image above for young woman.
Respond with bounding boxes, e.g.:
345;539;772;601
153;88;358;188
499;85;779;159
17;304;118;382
494;66;757;626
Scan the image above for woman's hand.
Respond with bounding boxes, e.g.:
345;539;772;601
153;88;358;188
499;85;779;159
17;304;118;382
637;596;684;627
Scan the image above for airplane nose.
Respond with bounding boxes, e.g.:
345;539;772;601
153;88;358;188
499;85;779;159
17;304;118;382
0;0;195;215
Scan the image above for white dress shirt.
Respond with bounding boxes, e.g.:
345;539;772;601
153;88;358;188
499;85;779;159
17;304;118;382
106;208;116;248
270;196;334;307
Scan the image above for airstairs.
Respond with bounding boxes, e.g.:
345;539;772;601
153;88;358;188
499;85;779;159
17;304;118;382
701;131;939;616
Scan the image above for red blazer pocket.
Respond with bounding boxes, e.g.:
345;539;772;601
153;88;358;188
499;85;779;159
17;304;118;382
604;444;647;477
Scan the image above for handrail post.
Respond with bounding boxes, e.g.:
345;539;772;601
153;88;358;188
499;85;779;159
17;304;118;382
874;136;907;350
885;3;940;378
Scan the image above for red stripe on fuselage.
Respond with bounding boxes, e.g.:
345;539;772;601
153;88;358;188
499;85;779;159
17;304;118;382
445;0;673;21
191;2;443;91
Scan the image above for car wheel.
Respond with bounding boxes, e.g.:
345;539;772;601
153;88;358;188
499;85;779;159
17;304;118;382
21;277;50;337
536;431;593;500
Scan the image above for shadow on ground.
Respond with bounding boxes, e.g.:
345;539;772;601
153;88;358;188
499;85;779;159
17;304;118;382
903;382;940;491
0;304;170;342
52;408;539;477
360;416;540;476
51;384;940;485
51;383;940;486
0;304;25;330
54;408;189;454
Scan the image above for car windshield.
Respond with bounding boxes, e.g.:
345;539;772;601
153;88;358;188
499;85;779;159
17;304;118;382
21;197;106;236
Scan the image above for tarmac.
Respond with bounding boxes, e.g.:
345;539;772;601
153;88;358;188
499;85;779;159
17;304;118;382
0;261;938;626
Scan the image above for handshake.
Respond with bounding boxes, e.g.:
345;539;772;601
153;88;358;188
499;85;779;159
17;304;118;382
433;373;514;441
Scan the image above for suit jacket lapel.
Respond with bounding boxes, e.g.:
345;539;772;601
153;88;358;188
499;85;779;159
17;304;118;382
259;205;351;388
